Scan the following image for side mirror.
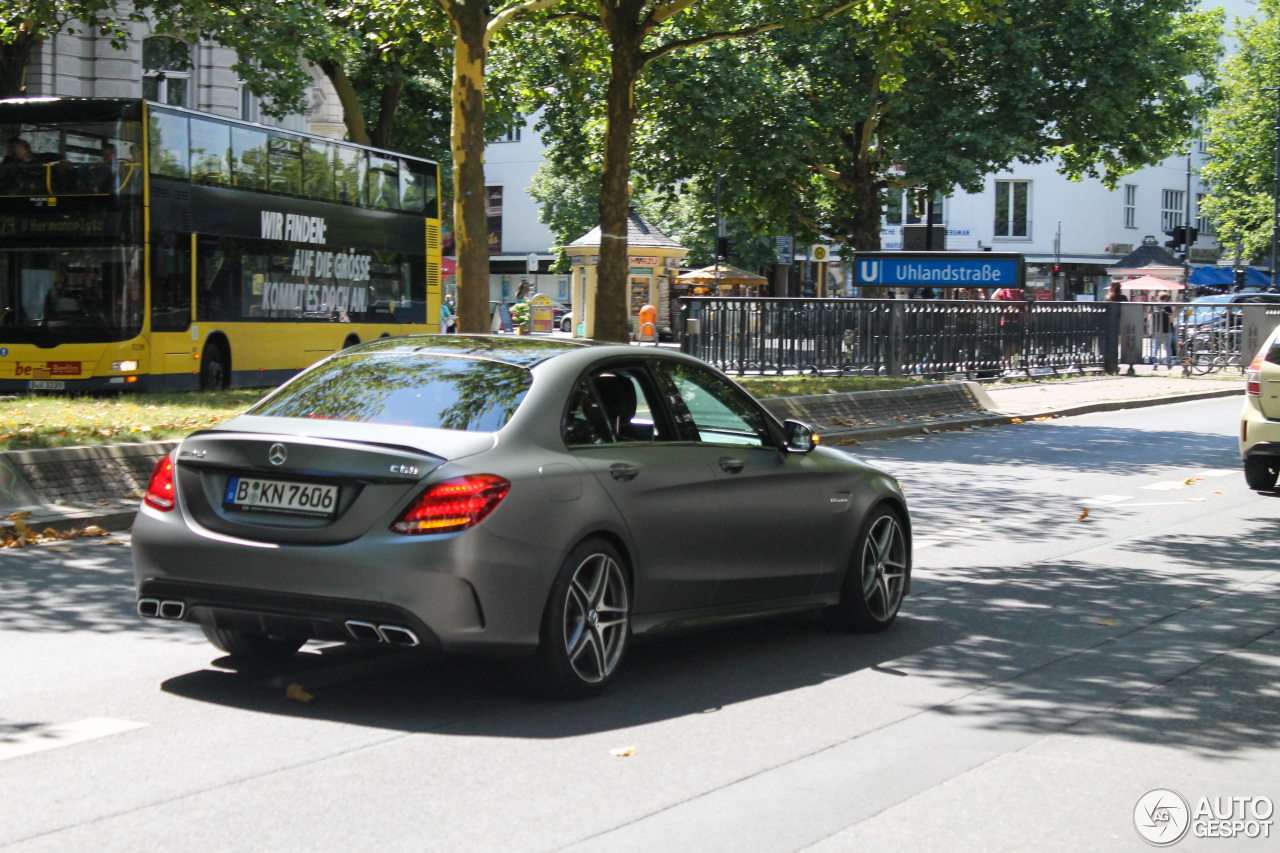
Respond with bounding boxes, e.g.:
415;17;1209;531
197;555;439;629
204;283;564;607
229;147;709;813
783;419;817;453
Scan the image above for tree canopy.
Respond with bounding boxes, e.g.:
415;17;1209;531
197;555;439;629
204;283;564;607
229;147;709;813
1200;0;1280;263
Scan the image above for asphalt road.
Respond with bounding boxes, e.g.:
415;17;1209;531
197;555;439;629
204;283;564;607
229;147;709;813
2;395;1277;852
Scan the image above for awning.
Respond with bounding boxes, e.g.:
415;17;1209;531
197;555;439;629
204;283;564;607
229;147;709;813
1118;275;1184;291
1189;266;1269;288
441;256;457;275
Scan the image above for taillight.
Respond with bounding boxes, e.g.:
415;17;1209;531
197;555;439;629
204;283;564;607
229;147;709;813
1247;353;1264;397
144;453;176;512
391;475;510;535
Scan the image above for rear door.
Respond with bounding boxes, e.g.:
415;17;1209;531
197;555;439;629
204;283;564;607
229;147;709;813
563;362;722;615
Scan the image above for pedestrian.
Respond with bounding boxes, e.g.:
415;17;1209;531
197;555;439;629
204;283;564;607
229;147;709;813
991;285;1027;367
441;296;456;333
1106;282;1128;302
1152;291;1175;368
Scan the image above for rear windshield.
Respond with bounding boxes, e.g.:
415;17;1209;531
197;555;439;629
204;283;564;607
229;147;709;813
250;352;532;432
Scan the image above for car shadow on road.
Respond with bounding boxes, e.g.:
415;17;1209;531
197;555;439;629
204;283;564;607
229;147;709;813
163;516;1280;759
159;612;961;737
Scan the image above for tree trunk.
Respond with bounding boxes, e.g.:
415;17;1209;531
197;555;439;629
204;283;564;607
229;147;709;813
319;60;371;146
447;2;491;334
0;30;38;99
849;164;883;251
592;22;644;343
369;74;405;150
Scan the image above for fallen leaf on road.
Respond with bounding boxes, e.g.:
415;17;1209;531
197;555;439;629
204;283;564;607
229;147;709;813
1097;619;1117;626
1078;508;1091;521
79;525;107;537
1213;490;1224;494
285;683;313;703
1184;477;1202;485
609;746;637;757
967;518;985;523
48;545;71;552
1010;418;1025;424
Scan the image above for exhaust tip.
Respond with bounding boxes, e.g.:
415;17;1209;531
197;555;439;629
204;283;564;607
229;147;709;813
137;598;160;618
378;625;420;647
159;600;186;620
345;620;381;642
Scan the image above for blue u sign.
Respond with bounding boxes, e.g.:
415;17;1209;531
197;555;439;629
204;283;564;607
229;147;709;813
855;253;1022;287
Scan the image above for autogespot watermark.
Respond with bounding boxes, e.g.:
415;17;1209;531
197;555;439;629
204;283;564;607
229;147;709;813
1134;788;1274;846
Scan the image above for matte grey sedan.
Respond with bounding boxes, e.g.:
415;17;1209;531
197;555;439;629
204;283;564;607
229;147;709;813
133;336;911;697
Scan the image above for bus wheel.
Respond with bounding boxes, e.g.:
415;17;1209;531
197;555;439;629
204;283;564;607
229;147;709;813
199;341;229;391
342;334;360;349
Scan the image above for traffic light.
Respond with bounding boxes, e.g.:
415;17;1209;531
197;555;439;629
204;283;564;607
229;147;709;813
1235;267;1248;290
716;236;737;260
1164;225;1199;253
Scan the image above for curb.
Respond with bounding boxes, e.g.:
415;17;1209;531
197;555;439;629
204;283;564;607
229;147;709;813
823;387;1243;445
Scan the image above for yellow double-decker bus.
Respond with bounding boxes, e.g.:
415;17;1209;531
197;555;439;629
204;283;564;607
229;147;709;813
0;98;442;392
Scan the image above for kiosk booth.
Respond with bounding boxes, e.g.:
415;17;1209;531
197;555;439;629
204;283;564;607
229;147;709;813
564;210;689;339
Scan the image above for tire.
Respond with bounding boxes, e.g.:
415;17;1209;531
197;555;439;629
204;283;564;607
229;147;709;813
199;341;229;391
1244;456;1279;491
561;316;572;333
201;623;304;660
525;538;631;699
825;505;909;633
342;334;360;350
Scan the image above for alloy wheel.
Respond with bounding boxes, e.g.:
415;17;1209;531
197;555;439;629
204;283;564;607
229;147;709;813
562;552;630;684
860;514;907;621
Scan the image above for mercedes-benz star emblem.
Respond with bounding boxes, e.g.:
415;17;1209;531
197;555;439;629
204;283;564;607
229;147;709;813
268;443;288;466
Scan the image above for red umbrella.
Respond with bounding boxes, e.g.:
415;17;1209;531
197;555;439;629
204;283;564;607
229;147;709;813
440;256;457;275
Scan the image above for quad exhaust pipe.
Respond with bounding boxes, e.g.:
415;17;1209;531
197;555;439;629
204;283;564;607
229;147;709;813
344;620;420;647
137;598;186;620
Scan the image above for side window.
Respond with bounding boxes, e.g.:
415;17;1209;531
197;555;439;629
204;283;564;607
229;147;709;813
562;383;612;446
655;363;771;447
562;367;670;446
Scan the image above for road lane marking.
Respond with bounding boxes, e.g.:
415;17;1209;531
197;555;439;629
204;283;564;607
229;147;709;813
0;718;147;762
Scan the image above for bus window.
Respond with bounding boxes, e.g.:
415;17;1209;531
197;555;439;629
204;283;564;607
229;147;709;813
268;135;302;196
303;139;335;201
231;126;268;190
189;117;230;186
196;235;241;322
151;233;191;332
0;247;143;344
148;111;189;179
333;144;364;207
367;153;400;210
401;159;437;216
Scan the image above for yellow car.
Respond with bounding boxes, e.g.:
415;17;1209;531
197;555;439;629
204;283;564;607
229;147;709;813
1241;326;1280;489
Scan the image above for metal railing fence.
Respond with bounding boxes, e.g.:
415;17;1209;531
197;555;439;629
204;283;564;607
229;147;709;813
680;297;1117;378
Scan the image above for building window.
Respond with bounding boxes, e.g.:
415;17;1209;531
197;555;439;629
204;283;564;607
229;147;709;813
994;180;1029;238
1196;193;1213;237
884;187;943;226
143;36;193;107
495;121;522;143
1124;184;1137;228
1161;189;1185;233
240;87;259;123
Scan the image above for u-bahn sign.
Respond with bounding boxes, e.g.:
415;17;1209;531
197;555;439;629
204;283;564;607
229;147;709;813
854;252;1024;288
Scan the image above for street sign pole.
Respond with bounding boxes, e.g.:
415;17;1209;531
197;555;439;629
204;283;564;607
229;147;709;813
526;252;539;294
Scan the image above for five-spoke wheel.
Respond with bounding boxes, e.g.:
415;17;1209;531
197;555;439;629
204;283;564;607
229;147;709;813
528;537;631;697
826;506;909;632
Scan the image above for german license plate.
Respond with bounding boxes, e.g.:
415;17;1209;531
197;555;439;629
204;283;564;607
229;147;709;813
224;477;338;518
28;380;65;390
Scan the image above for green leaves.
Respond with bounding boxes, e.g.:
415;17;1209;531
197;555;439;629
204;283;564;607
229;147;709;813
1200;0;1280;259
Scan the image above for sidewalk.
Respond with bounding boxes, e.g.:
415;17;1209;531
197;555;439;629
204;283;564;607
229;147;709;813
0;367;1246;542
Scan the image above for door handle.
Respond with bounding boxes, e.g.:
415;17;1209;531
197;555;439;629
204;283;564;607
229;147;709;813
719;457;744;474
609;463;640;482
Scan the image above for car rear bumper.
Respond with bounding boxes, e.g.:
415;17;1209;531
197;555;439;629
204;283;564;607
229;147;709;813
1241;396;1280;458
131;504;560;658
